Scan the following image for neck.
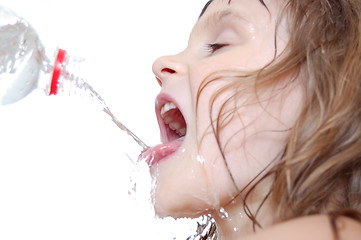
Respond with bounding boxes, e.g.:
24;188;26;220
211;183;274;239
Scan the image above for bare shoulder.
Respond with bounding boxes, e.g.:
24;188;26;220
245;215;361;240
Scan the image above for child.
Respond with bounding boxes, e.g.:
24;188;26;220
141;0;361;239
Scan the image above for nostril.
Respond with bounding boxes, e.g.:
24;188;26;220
161;68;176;74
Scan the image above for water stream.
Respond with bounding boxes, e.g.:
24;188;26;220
78;80;148;150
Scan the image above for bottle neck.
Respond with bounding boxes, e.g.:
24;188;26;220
49;48;67;95
40;48;85;97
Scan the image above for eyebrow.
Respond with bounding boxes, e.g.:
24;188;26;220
199;0;214;18
199;0;269;19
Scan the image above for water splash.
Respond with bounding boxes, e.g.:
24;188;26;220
192;215;217;240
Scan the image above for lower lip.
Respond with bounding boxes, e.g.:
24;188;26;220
139;138;184;166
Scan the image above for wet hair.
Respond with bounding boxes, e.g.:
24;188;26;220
270;0;361;227
196;0;361;238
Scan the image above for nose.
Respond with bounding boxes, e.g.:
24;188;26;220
152;54;188;87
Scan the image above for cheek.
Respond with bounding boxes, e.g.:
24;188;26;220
196;82;303;193
215;86;303;191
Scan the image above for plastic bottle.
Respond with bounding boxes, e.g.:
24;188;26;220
0;6;86;105
0;5;147;150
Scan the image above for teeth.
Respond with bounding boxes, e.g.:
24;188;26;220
161;102;177;117
160;102;186;137
177;128;186;136
169;122;181;131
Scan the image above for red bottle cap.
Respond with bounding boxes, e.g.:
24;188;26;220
49;49;67;95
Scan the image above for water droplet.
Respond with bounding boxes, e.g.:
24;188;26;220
218;208;229;219
197;155;205;164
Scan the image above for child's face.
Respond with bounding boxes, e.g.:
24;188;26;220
147;0;303;218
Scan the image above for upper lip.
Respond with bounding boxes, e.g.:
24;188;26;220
155;93;186;143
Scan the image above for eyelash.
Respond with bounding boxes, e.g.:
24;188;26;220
206;43;229;54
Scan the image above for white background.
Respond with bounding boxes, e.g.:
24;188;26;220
0;0;206;239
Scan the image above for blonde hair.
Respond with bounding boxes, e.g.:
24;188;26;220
270;0;361;222
196;0;361;237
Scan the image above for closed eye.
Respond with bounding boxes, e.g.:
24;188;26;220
206;43;229;54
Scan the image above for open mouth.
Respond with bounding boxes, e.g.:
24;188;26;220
140;96;187;166
160;102;187;142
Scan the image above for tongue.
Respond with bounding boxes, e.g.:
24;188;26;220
139;138;184;166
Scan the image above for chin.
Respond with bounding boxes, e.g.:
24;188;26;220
152;173;220;219
154;196;209;219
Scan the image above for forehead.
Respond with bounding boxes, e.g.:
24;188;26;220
197;0;272;26
200;0;268;13
190;0;289;53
